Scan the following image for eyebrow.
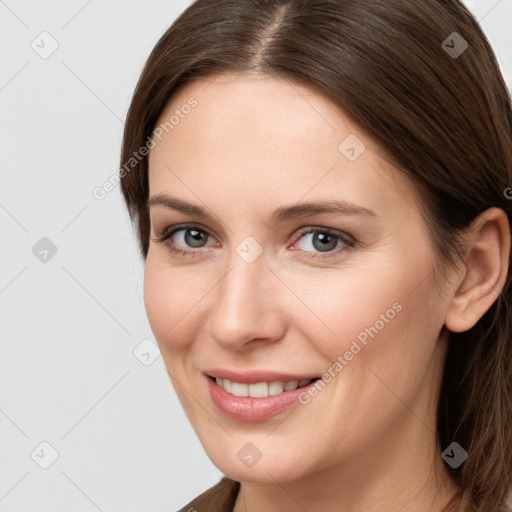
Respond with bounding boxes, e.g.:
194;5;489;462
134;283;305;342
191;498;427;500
147;193;377;223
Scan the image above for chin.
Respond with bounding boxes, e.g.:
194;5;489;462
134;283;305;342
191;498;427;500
205;444;313;484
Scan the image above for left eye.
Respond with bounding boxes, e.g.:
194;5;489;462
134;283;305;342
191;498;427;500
293;228;355;257
152;224;355;259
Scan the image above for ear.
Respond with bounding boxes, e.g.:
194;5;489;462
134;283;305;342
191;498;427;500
444;207;510;333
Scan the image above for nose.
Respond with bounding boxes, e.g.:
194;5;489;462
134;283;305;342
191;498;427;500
207;248;287;351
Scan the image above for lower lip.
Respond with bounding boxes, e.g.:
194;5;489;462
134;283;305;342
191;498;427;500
205;374;319;423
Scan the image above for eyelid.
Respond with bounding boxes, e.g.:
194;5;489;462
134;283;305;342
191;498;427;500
289;226;356;259
151;222;219;254
152;222;216;243
152;222;356;259
292;226;355;246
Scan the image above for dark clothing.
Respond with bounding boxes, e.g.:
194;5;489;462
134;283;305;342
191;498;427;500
177;477;240;512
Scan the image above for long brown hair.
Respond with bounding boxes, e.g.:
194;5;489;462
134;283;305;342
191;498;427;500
119;1;512;510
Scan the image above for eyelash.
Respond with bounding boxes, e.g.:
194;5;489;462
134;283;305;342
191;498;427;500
151;222;356;260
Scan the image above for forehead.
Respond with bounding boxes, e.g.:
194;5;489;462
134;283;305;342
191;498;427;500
148;73;420;221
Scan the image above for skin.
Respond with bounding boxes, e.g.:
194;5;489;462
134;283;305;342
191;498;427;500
144;72;510;512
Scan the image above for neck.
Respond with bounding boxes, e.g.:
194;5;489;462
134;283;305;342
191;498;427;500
233;405;461;512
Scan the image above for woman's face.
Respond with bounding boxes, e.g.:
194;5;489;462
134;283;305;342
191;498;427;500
145;72;453;483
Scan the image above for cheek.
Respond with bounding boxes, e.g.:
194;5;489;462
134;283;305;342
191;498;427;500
290;254;438;374
143;253;205;352
324;265;442;415
282;266;405;360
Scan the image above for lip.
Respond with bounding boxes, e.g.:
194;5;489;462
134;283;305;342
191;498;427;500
204;368;320;385
205;373;320;423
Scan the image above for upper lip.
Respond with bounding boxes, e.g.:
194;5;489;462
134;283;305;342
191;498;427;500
205;369;320;384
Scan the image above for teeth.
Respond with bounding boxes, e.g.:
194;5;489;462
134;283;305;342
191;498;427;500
284;380;299;390
249;382;268;398
269;381;284;395
223;378;232;393
215;377;314;397
232;382;249;397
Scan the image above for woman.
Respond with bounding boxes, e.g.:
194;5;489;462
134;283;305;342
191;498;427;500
119;0;512;510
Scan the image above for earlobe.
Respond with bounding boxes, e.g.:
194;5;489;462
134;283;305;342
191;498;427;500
444;207;510;334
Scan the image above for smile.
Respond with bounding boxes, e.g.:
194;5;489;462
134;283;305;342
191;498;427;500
212;376;317;398
206;374;322;422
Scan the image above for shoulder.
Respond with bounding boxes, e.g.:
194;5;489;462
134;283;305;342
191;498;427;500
176;476;241;512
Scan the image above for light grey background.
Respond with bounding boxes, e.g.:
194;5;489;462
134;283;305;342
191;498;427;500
1;1;511;511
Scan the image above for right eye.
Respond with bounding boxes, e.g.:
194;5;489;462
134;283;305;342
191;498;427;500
152;223;218;256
